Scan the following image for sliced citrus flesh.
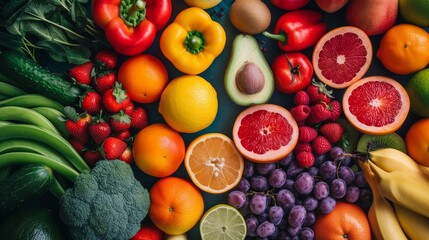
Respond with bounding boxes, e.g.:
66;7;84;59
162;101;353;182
232;104;299;163
313;26;372;89
185;133;244;194
199;204;247;240
342;76;410;135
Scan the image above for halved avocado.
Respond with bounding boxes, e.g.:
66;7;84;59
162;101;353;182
225;34;274;106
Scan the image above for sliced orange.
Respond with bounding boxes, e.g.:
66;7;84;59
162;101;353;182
184;133;244;194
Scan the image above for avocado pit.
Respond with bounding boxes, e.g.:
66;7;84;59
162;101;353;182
235;61;265;95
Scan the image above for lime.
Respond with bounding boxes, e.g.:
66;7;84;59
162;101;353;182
406;68;429;117
399;0;429;27
199;204;247;240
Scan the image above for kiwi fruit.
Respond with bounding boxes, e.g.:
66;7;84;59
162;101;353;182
229;0;271;34
357;132;407;153
338;118;360;153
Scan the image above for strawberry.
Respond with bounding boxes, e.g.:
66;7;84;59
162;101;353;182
64;106;92;144
109;110;131;134
306;102;332;126
84;150;102;167
312;135;332;155
118;147;133;164
101;137;127;160
88;116;111;145
115;130;131;141
306;79;334;104
290;105;311;122
130;107;148;130
296;151;315;168
327;100;342;122
298;126;318;143
93;71;116;95
69;137;86;155
102;82;131;113
69;61;94;86
319;122;344;144
80;90;102;115
293;90;310;106
94;49;118;70
123;101;134;116
294;142;312;153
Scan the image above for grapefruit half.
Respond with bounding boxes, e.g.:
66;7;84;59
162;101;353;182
232;104;299;163
313;26;373;89
342;76;410;135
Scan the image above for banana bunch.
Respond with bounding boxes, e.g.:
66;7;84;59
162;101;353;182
0;81;90;197
358;148;429;240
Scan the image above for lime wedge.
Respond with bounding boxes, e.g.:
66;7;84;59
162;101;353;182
200;204;247;240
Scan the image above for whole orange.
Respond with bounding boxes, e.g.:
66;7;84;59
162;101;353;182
376;23;429;75
405;118;429;166
132;123;185;178
118;54;168;103
313;201;371;240
149;177;204;235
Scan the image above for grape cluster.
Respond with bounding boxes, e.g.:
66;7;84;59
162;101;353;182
227;147;372;239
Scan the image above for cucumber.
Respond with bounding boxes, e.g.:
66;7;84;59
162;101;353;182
0;50;81;106
0;207;66;240
0;164;54;217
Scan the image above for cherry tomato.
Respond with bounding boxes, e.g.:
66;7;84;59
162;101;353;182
131;224;164;240
270;0;311;10
272;52;313;94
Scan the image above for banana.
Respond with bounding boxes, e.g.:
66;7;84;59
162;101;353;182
368;161;429;219
394;203;429;240
0;124;89;172
0;81;27;97
359;160;408;240
32;107;69;139
0;94;64;112
0;106;60;135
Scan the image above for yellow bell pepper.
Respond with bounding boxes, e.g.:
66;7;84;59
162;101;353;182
160;7;226;75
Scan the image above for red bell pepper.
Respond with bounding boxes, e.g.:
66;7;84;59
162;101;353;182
263;10;327;52
92;0;172;56
272;52;313;94
270;0;310;10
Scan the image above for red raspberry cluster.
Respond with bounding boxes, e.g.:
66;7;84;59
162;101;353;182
290;80;345;168
65;50;148;166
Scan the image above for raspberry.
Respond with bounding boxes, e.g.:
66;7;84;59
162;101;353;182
296;151;315;168
294;142;313;154
312;136;332;155
306;103;332;126
327;100;342;122
290;105;311;122
306;80;334;104
293;90;310;106
298;126;318;143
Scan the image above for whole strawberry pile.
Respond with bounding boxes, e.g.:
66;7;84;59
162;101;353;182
65;50;148;166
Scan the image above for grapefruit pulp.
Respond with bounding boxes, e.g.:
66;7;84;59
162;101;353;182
313;26;372;89
342;76;410;135
232;104;299;163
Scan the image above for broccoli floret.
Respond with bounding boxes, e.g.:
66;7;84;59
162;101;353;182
59;160;150;240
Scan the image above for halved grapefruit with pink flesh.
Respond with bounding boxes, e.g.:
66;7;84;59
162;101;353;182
313;26;373;89
342;76;410;135
232;104;299;163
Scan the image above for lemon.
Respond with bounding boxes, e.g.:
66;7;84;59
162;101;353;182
159;75;218;133
184;0;221;9
406;68;429;117
199;204;247;240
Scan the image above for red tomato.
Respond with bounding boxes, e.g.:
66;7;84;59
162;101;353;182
272;52;313;94
270;0;311;10
131;224;164;240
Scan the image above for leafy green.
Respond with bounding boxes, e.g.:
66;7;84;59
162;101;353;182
0;0;107;64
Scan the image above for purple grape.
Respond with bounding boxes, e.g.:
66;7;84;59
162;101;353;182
288;205;307;228
277;218;288;230
276;189;295;210
329;146;344;161
287;226;301;237
313;181;330;200
246;215;258;237
287;161;305;178
257;212;269;223
330;178;347;199
338;154;352;166
250;193;268;215
278;231;289;240
355;171;368;188
243;161;255;178
295;172;315;195
268;168;287;188
345;185;360;203
283;179;295;190
314;153;328;167
307;166;319;176
227;190;247;209
268;205;284;225
250;175;269;192
235;178;250;192
303;211;316;227
256;163;277;175
257;221;276;238
238;199;251;217
303;197;318;211
279;152;294;167
359;188;372;203
299;227;315;240
319;161;337;180
338;166;356;185
268;226;280;239
318;196;336;214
